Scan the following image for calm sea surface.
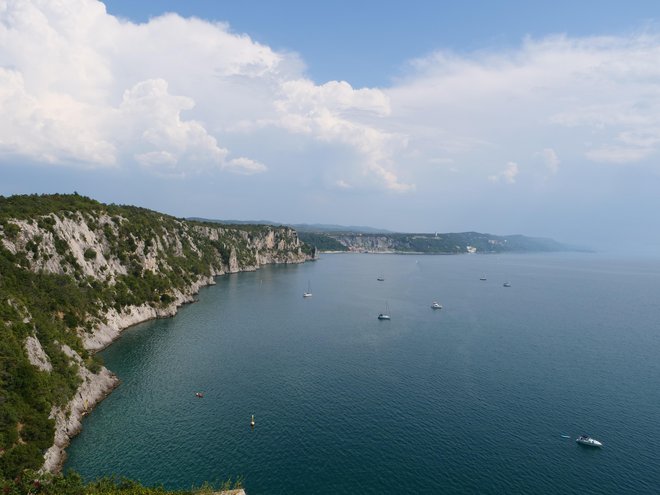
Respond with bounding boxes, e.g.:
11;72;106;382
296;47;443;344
65;253;660;494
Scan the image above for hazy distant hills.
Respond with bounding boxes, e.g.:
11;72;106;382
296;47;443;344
188;218;575;254
307;231;571;254
188;218;393;234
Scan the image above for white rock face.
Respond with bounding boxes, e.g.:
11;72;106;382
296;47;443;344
25;335;53;372
41;346;119;473
82;274;217;352
1;209;311;474
2;215;128;280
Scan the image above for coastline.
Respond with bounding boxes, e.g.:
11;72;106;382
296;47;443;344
41;261;305;474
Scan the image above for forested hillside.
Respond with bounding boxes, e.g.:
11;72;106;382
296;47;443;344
303;231;570;253
0;194;312;479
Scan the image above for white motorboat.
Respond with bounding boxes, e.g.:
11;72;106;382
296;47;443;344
576;435;602;447
431;301;442;309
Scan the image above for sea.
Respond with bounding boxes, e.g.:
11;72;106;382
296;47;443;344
65;252;660;494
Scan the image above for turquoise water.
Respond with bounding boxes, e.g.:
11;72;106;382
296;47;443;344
65;253;660;494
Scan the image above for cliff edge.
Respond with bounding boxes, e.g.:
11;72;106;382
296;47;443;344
0;194;313;476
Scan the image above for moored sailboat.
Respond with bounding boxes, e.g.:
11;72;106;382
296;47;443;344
378;302;391;320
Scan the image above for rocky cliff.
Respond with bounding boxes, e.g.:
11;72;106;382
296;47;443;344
318;232;568;254
0;194;313;476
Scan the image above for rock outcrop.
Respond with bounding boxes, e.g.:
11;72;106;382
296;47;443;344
41;346;119;473
25;335;53;372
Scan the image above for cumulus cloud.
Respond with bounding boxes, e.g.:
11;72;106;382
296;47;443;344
3;0;660;211
0;67;116;166
272;79;412;191
116;79;231;176
0;0;410;189
0;0;277;176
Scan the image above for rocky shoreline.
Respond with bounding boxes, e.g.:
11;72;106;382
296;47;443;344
40;268;266;473
0;197;313;476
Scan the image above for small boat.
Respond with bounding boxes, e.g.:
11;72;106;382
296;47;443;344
195;392;204;398
480;275;487;281
377;277;385;281
576;434;602;447
303;281;312;298
250;414;255;428
503;282;511;287
431;301;443;309
377;302;391;320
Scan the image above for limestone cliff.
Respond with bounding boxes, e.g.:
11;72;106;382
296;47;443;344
320;232;568;254
0;194;313;476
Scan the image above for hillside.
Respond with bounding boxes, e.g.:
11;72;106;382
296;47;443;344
0;194;313;479
300;231;570;254
189;218;392;234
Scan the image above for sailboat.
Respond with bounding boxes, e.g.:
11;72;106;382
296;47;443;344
377;302;391;320
303;281;312;298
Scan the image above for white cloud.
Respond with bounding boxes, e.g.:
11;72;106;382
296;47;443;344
618;128;660;148
0;67;116;166
387;33;660;182
0;0;278;176
135;151;177;167
335;180;352;189
117;79;231;175
4;0;660;229
585;146;653;164
224;157;267;175
272;79;413;191
537;148;560;174
0;0;409;189
489;162;519;184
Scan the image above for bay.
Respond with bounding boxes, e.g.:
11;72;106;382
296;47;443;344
65;253;660;494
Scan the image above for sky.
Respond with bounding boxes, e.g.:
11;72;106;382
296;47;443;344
2;0;660;251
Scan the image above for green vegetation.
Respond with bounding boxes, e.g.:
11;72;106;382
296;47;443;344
316;231;568;253
0;470;243;494
0;193;310;479
297;232;347;252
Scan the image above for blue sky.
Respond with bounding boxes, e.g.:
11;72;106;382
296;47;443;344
103;0;660;87
2;0;660;251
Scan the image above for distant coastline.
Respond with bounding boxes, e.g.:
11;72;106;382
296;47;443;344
298;231;579;255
